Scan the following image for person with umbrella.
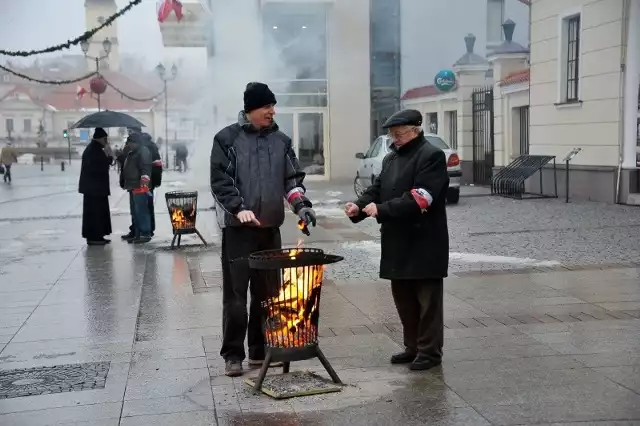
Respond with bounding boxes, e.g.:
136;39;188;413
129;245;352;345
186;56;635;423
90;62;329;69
79;128;114;246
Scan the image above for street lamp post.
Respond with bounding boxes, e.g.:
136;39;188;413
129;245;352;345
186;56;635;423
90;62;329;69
80;38;112;111
156;63;178;167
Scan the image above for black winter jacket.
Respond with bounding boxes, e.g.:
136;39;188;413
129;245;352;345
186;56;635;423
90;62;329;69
210;112;310;228
351;134;450;280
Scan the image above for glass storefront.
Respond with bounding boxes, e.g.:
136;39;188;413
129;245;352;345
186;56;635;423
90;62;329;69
370;0;401;140
262;3;328;176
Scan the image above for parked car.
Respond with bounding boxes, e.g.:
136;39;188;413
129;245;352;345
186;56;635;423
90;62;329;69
354;133;461;204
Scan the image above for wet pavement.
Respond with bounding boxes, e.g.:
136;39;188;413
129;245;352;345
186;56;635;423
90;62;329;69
0;165;639;425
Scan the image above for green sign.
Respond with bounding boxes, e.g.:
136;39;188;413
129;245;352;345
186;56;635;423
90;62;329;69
434;70;456;92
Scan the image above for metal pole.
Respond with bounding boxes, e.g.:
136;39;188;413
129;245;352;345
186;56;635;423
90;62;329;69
565;160;570;203
164;80;169;166
96;58;101;112
66;135;71;164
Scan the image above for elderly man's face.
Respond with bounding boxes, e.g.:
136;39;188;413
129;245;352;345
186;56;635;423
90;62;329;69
388;125;419;146
247;104;275;129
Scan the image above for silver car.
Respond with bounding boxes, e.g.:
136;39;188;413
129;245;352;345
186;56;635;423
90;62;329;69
354;133;461;204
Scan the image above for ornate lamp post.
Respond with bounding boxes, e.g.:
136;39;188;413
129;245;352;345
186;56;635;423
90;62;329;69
80;38;111;111
156;63;178;167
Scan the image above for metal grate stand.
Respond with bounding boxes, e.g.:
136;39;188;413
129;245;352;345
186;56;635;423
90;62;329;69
164;190;208;249
246;248;344;392
492;155;558;200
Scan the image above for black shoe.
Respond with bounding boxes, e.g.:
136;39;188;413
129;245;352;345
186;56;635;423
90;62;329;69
121;233;135;241
409;356;442;371
87;240;108;246
390;350;417;364
133;236;152;244
225;360;243;377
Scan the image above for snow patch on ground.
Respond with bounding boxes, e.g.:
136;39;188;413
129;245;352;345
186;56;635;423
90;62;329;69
337;241;561;266
24;229;67;239
326;191;343;197
165;181;186;188
314;206;347;218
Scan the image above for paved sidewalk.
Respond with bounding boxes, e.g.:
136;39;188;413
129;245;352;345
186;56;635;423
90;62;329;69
0;168;639;425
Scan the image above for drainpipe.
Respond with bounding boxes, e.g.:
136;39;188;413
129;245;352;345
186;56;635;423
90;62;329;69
616;0;630;204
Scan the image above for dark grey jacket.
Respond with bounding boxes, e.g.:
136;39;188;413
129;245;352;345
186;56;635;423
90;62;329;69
210;112;310;228
122;144;151;191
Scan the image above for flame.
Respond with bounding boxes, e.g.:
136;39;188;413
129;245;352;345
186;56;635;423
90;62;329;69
264;245;324;347
170;204;196;229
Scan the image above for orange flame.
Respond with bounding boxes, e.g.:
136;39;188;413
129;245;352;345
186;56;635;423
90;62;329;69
170;204;196;229
264;245;323;347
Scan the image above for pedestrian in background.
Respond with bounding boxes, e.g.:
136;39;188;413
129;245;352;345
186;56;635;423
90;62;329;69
119;128;162;241
121;131;153;244
0;141;18;184
345;109;449;371
79;128;113;246
210;82;317;377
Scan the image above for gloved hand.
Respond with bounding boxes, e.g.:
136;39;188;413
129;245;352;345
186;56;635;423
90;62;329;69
297;207;316;227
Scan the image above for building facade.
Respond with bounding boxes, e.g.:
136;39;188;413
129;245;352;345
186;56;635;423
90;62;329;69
529;0;639;203
84;0;120;71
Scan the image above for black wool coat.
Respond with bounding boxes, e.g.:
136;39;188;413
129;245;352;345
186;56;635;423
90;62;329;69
351;134;450;280
79;140;112;197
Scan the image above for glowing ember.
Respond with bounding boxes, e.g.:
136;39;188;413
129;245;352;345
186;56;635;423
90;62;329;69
169;204;196;229
264;246;325;348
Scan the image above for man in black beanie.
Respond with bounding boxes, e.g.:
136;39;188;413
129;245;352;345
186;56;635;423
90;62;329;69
210;82;317;377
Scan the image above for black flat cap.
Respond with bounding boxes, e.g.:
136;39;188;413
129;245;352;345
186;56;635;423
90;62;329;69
382;109;423;129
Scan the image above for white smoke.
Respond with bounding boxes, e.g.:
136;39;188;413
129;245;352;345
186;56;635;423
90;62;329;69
185;0;297;187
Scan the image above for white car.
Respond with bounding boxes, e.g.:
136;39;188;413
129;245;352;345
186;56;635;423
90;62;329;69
354;133;461;204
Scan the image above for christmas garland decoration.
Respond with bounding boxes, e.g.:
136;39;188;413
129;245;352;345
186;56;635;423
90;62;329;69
102;77;166;102
0;63;97;85
0;0;142;57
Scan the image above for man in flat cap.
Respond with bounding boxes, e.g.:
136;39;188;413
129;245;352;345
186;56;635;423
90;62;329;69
210;82;317;377
345;109;449;371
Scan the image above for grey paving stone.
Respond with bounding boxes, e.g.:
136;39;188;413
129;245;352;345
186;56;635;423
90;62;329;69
120;411;218;426
122;394;215;417
0;402;122;426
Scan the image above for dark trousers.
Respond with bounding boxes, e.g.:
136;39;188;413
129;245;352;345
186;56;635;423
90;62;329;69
2;164;11;183
128;190;155;236
128;191;152;237
220;226;281;362
390;278;444;361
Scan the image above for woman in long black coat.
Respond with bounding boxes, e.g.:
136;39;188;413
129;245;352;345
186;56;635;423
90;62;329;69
79;128;113;246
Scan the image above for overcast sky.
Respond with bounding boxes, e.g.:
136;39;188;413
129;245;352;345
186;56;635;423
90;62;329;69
0;0;190;67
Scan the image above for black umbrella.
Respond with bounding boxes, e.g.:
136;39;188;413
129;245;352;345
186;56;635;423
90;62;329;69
70;110;146;129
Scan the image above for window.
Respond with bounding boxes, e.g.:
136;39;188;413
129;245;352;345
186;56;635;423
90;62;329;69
561;14;581;103
426;113;438;134
23;119;31;133
425;135;450;151
447;111;458;150
487;0;505;46
5;118;13;133
366;138;382;158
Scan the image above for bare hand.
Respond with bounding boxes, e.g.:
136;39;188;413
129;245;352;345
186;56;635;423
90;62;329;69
362;203;378;217
344;202;360;217
237;210;261;226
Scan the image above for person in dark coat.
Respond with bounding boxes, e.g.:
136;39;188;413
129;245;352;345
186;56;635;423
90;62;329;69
210;82;317;377
79;128;114;246
345;109;449;371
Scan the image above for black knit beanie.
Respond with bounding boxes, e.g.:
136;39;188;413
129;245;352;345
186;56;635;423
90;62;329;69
93;127;108;139
243;82;277;112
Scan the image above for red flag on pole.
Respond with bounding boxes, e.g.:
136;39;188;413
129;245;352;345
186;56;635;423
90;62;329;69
157;0;183;23
76;85;87;100
157;0;172;23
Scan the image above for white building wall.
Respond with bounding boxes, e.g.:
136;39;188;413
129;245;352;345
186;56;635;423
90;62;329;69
326;0;371;179
529;0;624;167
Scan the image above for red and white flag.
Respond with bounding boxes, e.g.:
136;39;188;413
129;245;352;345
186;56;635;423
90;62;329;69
76;85;87;100
157;0;183;23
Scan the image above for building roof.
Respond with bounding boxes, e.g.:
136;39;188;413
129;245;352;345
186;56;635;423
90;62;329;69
401;84;457;101
0;85;50;109
500;69;530;86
